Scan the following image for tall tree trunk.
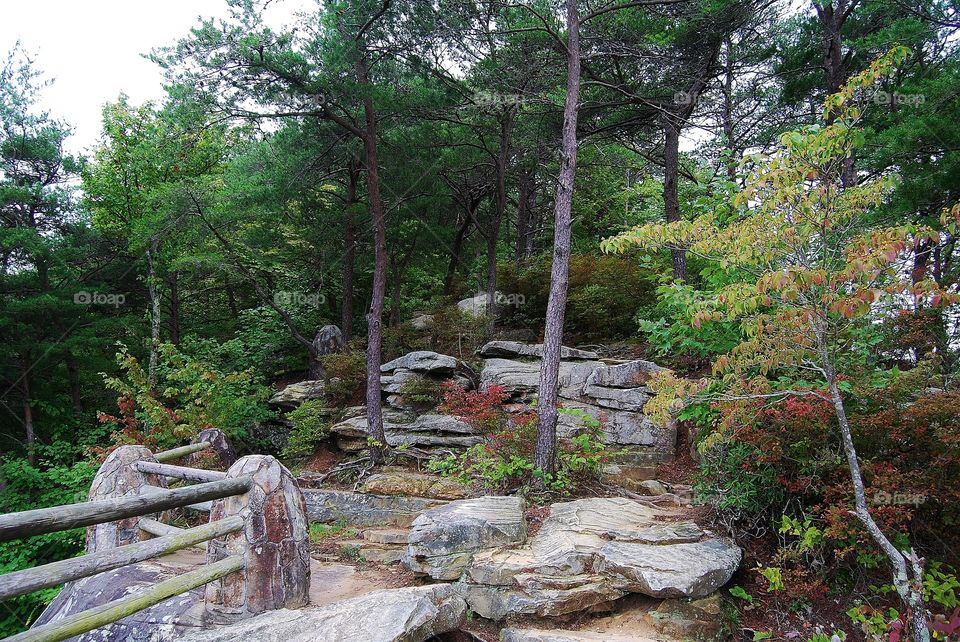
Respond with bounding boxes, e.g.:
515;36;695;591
342;155;360;342
21;360;35;467
485;111;515;335
815;326;930;641
443;202;475;297
534;0;580;477
721;37;738;183
65;350;82;413
515;167;535;261
146;236;161;391
357;61;389;464
168;271;180;345
663;121;687;280
816;1;856;186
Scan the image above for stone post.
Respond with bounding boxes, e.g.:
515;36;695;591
86;445;166;553
187;428;237;468
205;455;310;616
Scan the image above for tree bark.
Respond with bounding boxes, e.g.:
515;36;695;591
21;361;36;467
145;236;161;391
534;0;580;477
168;271;180;345
485;110;515;335
815;325;930;641
342;155;360;342
65;350;82;413
443;200;475;297
356;58;389;464
515;166;536;261
663;121;687;280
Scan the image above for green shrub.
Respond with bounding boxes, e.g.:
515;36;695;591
397;375;443;407
0;459;96;636
282;399;332;460
319;350;367;407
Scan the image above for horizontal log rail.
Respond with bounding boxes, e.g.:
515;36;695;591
5;555;245;642
131;460;227;483
137;517;187;539
0;516;244;601
138;485;212;512
0;477;251;542
154;441;210;463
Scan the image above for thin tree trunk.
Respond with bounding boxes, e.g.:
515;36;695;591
356;59;389;465
65;350;82;413
534;0;580;477
515;167;534;261
721;38;738;183
21;361;35;467
663;122;687;280
443;202;475;297
342;155;359;342
815;327;930;641
168;271;180;345
146;236;161;391
485;111;515;334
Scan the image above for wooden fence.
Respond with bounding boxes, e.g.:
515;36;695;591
0;435;311;642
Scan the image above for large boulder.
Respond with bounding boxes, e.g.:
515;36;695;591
479;341;599;361
329;412;482;451
405;496;527;580
457;292;502;317
33;560;207;641
595;539;741;598
308;325;347;379
459;498;741;620
380;351;464;374
360;471;469;501
585;360;665;388
180;584;466;642
480;358;602;400
269;380;326;409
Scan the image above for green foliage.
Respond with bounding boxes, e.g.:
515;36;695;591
100;343;273;449
397;375;443;407
282;400;332;460
309;519;357;543
318;350;367;408
729;585;755;605
0;458;96;635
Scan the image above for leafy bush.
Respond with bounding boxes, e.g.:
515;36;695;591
282;399;332;460
98;343;274;451
429;383;610;493
0;458;96;636
318;350;366;407
397;375;443;407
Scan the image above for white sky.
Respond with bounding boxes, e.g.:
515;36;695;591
1;0;303;156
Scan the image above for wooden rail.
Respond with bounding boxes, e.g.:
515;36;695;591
132;460;227;483
153;441;211;463
138;485;212;511
0;516;244;601
0;477;251;542
5;556;245;642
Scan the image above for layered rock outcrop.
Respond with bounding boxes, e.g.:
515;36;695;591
403;497;741;621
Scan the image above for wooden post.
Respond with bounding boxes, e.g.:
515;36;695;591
205;455;310;615
86;445;166;553
6;556;244;642
0;515;244;600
